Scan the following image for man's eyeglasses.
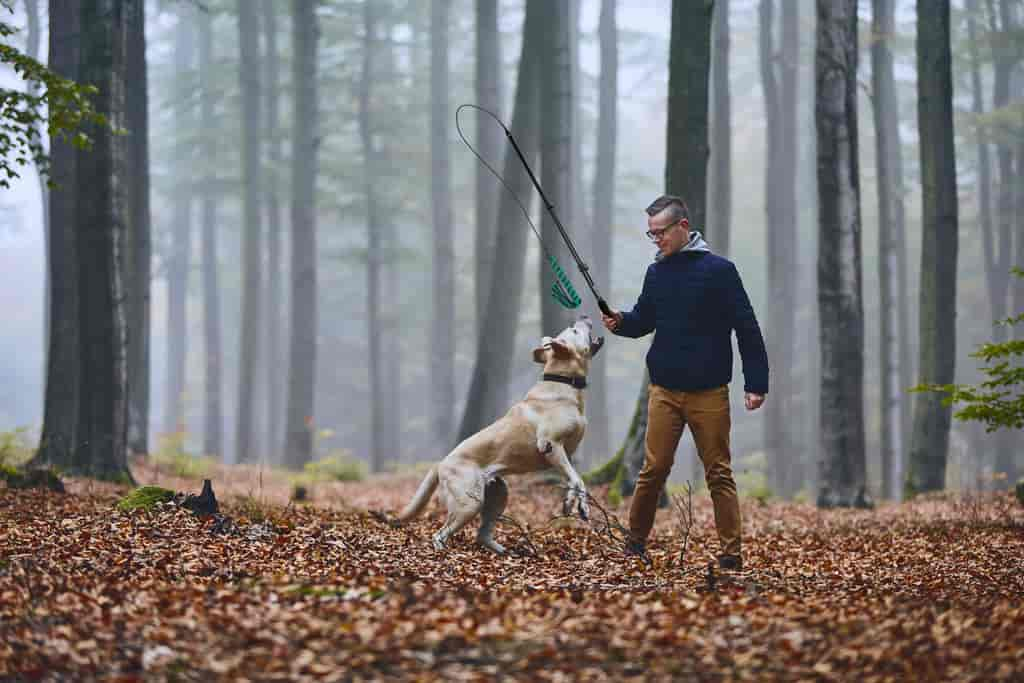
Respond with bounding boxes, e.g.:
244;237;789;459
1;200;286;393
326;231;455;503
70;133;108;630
645;221;681;242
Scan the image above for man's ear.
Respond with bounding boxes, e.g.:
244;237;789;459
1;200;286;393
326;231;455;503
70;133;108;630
532;336;553;364
548;338;573;360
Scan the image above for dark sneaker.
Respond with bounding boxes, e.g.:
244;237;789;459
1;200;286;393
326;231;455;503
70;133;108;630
718;554;743;571
624;537;647;557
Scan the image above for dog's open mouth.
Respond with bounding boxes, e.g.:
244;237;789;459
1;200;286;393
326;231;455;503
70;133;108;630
590;334;605;356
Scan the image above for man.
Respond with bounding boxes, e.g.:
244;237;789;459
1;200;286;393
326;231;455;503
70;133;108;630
602;195;768;571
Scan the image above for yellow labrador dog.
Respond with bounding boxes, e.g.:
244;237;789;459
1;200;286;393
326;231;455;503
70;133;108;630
397;316;604;553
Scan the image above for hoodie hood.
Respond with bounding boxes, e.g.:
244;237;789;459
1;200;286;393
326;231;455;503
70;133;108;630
655;229;711;261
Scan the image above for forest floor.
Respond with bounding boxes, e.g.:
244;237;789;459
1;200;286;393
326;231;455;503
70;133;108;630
1;460;1023;682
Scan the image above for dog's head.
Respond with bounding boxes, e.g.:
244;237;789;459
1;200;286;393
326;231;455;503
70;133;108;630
531;316;605;376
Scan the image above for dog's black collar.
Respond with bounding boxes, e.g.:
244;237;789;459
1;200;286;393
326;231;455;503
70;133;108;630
543;373;587;389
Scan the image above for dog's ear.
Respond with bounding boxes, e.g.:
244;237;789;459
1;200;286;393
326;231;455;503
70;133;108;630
548;338;574;359
532;336;553;364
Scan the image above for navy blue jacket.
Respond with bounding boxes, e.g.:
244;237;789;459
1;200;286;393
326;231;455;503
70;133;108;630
615;248;769;395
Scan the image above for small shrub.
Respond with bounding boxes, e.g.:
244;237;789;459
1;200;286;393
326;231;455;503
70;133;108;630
116;486;175;512
0;427;35;468
152;432;214;480
1016;479;1023;507
303;451;366;483
736;468;773;504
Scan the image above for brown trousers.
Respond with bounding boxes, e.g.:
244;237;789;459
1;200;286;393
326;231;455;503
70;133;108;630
628;383;741;556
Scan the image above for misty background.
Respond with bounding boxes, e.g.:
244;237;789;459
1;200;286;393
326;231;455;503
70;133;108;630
0;0;1017;496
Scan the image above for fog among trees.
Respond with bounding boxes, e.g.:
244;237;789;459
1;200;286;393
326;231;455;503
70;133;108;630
1;0;1022;499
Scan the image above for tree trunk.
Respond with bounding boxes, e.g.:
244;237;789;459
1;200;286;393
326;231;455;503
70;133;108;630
474;0;502;329
815;0;867;508
361;0;384;471
871;0;906;500
236;0;263;464
35;0;80;471
125;0;150;456
74;0;133;482
989;0;1018;483
25;0;51;378
198;8;222;460
430;0;455;451
907;0;959;496
759;0;784;496
710;0;730;257
777;0;799;497
264;0;285;462
284;0;318;470
539;0;573;336
457;0;543;442
588;0;617;464
165;10;193;439
594;0;713;493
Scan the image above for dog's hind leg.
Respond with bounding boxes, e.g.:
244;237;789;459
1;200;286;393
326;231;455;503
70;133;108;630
432;466;484;551
476;476;508;555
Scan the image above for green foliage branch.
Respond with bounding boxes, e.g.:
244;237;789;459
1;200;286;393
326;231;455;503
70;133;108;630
917;269;1024;432
0;5;107;188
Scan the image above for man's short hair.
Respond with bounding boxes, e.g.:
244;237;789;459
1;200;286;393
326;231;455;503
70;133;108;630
645;195;690;224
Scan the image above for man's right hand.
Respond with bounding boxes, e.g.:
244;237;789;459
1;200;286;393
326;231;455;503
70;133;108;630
602;310;623;332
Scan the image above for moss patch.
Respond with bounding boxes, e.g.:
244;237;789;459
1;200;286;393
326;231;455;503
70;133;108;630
116;486;175;512
0;465;64;492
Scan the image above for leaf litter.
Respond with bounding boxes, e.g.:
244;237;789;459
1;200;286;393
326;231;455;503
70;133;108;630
1;470;1023;681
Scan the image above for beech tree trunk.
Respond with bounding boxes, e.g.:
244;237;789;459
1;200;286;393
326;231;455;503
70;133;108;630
815;0;868;508
598;0;713;493
588;0;618;463
871;0;906;500
907;0;959;496
284;0;318;470
474;0;502;329
236;0;264;464
264;0;286;461
198;8;223;460
74;0;133;482
710;0;730;257
539;0;574;336
457;0;543;442
35;0;80;471
165;10;193;438
430;0;455;450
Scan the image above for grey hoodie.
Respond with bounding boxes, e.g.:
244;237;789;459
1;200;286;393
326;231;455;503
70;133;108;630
654;229;711;261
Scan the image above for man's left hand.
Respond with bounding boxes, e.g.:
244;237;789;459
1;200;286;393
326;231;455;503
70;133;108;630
744;393;766;411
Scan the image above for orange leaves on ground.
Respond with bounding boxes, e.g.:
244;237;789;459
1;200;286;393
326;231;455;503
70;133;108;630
1;475;1023;681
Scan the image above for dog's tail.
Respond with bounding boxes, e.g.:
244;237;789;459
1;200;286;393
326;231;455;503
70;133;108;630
396;466;439;523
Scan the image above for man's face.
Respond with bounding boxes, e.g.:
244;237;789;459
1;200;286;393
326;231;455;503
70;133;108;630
647;213;690;257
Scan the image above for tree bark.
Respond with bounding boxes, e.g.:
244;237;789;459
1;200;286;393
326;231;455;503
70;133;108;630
474;0;502;329
284;0;318;470
165;9;193;439
457;0;543;442
539;0;574;336
361;0;384;471
595;0;713;494
236;0;263;464
125;0;150;456
25;0;51;377
264;0;285;461
871;0;906;500
35;0;80;471
198;8;222;460
815;0;868;508
759;0;783;496
74;0;133;482
588;0;618;464
430;0;455;451
907;0;959;496
710;0;730;257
